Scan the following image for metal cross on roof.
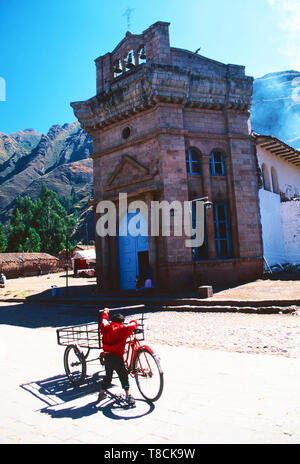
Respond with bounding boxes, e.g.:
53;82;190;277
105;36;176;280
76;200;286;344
123;7;134;31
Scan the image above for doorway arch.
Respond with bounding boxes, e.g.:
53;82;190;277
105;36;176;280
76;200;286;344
118;210;149;290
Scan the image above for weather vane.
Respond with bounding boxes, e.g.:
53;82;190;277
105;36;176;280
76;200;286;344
123;7;134;31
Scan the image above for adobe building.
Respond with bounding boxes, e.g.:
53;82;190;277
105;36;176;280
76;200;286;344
253;133;300;267
71;21;263;291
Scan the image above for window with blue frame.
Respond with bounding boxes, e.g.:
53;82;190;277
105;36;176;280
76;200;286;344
186;148;202;175
191;201;208;260
210;150;225;176
214;203;231;258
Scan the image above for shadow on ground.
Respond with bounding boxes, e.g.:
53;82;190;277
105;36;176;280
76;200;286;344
0;302;99;329
21;371;154;421
0;301;156;329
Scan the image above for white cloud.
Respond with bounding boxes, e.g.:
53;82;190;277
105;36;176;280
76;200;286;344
267;0;300;70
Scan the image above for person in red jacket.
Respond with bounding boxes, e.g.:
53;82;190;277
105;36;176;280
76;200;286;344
98;308;138;406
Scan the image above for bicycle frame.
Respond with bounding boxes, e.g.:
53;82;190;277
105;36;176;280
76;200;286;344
124;335;140;374
124;333;155;378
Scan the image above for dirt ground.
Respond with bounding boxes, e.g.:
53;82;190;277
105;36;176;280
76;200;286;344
208;278;300;301
143;311;300;358
0;271;96;299
0;272;299;302
1;272;300;362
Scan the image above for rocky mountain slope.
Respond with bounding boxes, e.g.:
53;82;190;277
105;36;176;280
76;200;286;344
0;123;94;242
0;70;299;244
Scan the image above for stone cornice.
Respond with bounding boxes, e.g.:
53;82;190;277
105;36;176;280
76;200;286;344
71;63;253;133
90;182;164;204
91;128;251;159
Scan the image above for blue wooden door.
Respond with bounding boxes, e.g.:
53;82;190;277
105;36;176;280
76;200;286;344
118;211;148;290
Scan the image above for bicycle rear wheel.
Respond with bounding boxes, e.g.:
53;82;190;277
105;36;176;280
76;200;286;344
133;347;163;402
64;345;86;386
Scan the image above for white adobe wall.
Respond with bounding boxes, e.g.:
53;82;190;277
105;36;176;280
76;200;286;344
257;145;300;265
281;201;300;264
258;189;286;265
256;146;300;198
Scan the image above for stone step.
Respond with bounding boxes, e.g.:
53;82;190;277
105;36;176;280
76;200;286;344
156;305;296;314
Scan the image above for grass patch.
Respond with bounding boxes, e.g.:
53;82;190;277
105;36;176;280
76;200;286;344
4;290;14;295
6;289;34;298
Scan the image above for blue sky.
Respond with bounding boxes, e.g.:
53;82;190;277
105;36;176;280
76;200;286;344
0;0;299;135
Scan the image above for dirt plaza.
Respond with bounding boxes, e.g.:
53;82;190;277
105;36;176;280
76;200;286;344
1;271;300;302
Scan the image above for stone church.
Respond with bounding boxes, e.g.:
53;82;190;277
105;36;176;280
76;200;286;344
71;21;263;291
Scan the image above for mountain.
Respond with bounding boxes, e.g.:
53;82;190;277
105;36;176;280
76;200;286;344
0;70;299;245
251;70;300;150
0;122;94;243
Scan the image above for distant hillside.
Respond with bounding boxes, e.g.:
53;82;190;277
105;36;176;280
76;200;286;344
0;123;94;243
251;70;300;150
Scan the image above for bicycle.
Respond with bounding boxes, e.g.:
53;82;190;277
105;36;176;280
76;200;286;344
56;306;164;403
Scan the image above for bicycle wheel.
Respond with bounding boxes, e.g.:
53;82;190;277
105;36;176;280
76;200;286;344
64;345;86;386
133;347;163;402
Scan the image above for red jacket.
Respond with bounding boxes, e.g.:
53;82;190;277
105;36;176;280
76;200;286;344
101;312;138;359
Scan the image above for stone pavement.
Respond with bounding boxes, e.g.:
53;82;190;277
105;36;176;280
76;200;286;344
1;301;300;444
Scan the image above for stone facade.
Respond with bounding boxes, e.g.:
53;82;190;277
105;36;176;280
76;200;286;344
71;21;263;291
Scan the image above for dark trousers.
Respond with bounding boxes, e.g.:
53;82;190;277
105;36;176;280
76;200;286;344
101;353;129;391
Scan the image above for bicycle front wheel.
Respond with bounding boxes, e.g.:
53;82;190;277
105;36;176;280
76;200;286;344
133;347;163;402
64;345;86;386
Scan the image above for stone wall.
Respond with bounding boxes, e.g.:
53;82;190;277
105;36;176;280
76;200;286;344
0;259;58;279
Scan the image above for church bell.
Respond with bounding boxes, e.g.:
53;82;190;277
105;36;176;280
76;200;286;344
114;61;123;74
126;52;134;69
139;47;146;60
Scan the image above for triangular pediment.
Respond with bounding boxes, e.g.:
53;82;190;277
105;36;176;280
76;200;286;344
112;31;142;55
105;155;152;191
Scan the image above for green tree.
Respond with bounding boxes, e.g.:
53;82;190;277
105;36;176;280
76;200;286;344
0;222;7;252
70;186;78;205
23;227;41;252
6;183;78;255
7;208;26;251
36;183;77;255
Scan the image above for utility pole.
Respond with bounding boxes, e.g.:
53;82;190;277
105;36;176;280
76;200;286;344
66;229;69;295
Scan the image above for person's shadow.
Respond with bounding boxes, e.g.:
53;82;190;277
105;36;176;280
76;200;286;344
41;396;154;421
21;372;155;421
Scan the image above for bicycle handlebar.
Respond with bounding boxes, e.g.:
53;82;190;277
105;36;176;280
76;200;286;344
134;328;144;334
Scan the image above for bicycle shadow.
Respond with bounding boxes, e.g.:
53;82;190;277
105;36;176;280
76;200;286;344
21;372;102;407
21;372;155;421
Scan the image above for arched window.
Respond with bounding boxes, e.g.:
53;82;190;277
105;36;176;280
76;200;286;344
262;163;271;191
186;148;202;175
210;150;226;176
271;167;280;194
